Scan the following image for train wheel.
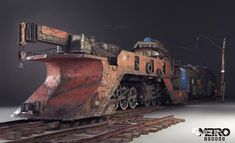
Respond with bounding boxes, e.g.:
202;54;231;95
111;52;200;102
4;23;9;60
144;100;150;107
120;100;128;110
114;101;119;110
128;87;137;109
151;99;157;106
118;85;129;110
113;86;121;111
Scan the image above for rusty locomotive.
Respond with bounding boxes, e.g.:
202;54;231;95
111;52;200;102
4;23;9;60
13;22;216;120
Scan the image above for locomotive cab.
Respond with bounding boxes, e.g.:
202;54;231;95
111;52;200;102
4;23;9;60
132;37;170;59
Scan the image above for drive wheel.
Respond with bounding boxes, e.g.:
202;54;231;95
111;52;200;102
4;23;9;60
144;100;151;107
128;87;137;109
113;85;121;111
118;86;129;110
120;100;128;110
114;101;119;110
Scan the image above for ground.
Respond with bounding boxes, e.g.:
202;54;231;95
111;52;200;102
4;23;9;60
132;101;235;143
0;101;234;143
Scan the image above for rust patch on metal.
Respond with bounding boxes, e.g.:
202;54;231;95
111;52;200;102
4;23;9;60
18;57;103;120
41;25;68;39
15;22;216;121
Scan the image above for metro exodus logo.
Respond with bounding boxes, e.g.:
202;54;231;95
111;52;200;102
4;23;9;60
192;128;230;141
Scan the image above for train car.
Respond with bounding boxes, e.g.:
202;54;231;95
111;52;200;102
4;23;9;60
187;65;216;98
172;65;216;99
13;22;214;120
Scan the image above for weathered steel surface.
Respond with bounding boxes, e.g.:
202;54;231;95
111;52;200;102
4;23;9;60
15;48;187;120
0;120;60;140
51;115;184;143
16;57;103;120
163;78;188;104
16;21;197;120
2;106;164;141
19;22;70;46
7;108;184;143
37;25;70;46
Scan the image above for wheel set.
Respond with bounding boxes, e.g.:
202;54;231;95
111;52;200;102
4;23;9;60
113;85;160;110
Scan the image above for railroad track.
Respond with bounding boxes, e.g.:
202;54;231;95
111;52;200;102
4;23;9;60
0;106;184;143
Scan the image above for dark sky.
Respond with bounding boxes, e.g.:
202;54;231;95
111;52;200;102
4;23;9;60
0;0;234;106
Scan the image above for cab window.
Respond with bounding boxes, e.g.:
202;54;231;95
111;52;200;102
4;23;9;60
163;63;166;74
134;56;140;70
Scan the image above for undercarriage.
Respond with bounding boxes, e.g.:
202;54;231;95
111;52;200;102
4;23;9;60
111;75;170;110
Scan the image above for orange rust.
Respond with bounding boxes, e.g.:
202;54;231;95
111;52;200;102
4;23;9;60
41;26;68;39
17;47;188;120
24;57;102;119
15;22;192;120
16;47;189;120
14;22;217;121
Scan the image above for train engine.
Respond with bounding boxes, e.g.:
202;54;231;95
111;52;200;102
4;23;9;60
13;22;198;120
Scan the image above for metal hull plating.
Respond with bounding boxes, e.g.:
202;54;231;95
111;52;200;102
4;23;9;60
14;22;215;120
16;56;103;120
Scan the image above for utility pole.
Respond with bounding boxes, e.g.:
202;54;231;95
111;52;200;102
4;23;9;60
220;38;226;102
197;35;226;102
